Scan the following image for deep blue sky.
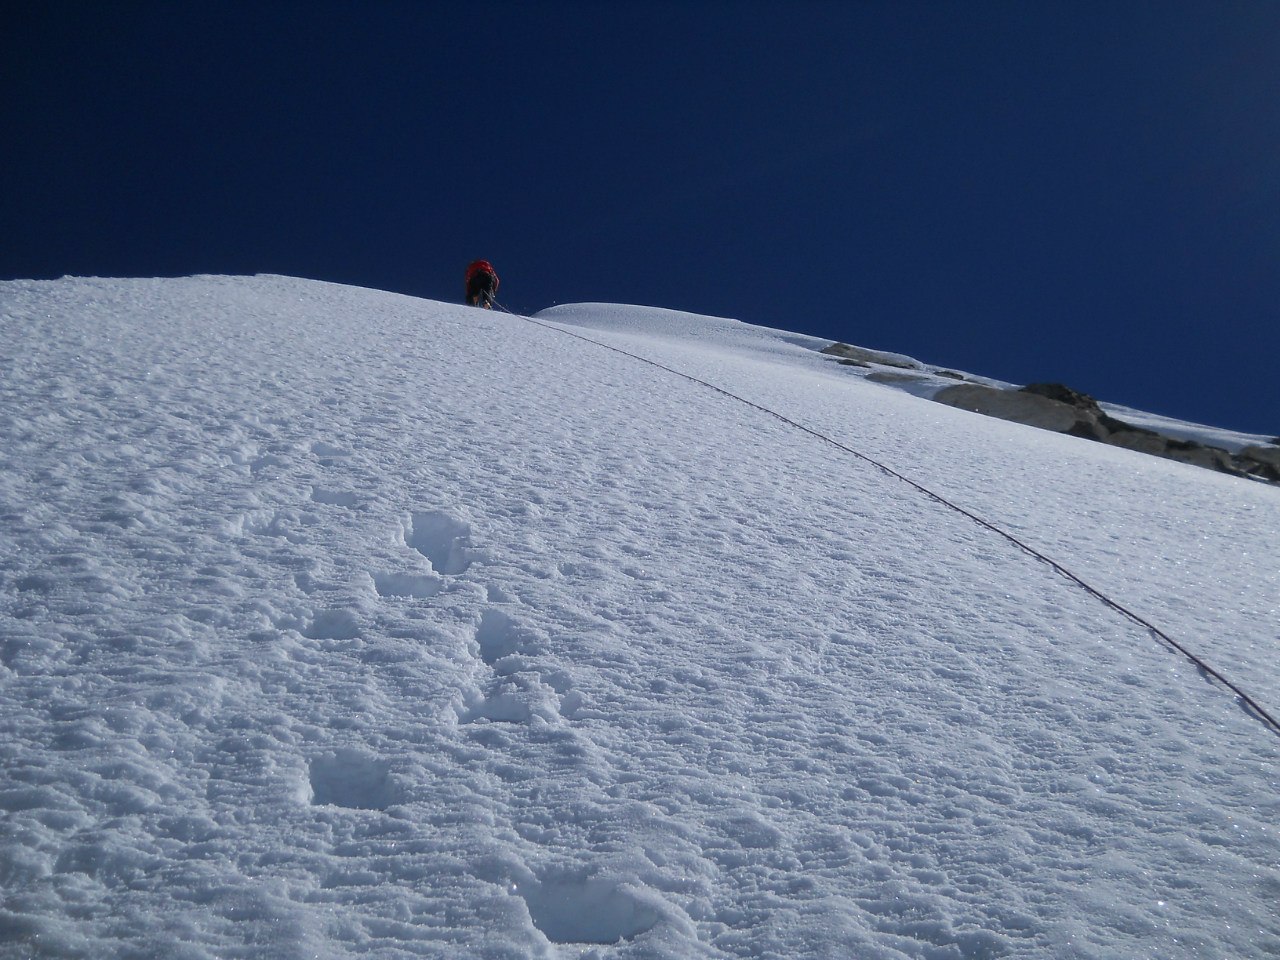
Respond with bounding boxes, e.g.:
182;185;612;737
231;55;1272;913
4;2;1277;434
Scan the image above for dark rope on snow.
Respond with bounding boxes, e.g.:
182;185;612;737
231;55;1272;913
493;300;1280;739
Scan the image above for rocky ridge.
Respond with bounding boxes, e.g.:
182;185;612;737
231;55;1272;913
820;342;1279;486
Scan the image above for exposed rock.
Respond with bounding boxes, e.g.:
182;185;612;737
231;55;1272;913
1019;382;1139;437
1107;433;1234;473
1239;446;1280;483
1103;429;1171;457
831;343;1276;486
933;380;1278;486
1020;382;1101;411
1242;445;1280;469
821;342;921;370
867;371;934;386
1179;443;1238;474
935;383;1092;434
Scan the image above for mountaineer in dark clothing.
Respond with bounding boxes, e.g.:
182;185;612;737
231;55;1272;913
465;260;499;308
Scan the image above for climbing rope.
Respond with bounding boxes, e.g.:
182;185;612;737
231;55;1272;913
492;299;1280;739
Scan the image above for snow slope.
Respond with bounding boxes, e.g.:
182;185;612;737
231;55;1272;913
1;276;1277;959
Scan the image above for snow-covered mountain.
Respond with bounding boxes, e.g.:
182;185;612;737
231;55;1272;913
1;275;1277;959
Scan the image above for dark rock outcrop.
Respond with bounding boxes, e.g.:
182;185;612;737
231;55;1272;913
932;380;1279;486
932;382;1085;434
821;342;921;370
1241;445;1280;482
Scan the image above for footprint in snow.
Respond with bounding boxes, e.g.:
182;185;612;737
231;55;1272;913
302;608;362;641
366;510;465;604
518;872;662;945
372;572;443;600
403;510;473;576
310;440;351;459
306;748;401;810
464;610;584;723
310;487;361;508
474;608;524;667
456;683;538;725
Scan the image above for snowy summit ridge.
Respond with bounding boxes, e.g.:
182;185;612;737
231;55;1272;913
1;274;1278;959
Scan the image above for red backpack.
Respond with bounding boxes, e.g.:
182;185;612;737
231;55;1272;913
466;260;498;284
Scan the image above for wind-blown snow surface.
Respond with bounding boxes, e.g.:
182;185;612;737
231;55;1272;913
1;276;1277;959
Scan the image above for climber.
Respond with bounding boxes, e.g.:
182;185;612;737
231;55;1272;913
465;260;499;308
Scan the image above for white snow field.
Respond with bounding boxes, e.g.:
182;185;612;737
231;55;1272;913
1;275;1277;960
